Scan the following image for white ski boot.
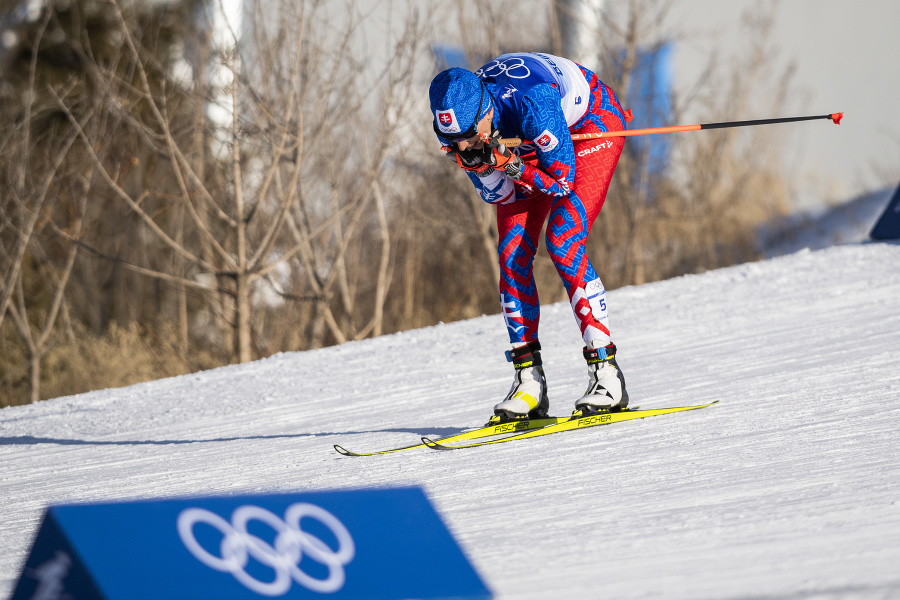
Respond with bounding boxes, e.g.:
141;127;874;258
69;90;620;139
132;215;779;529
492;341;550;421
574;341;629;413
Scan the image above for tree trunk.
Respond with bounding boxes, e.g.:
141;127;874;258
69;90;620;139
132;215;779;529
371;180;391;338
235;272;252;363
29;352;41;404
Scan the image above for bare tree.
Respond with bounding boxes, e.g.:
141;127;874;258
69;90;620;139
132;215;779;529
6;172;89;403
0;9;92;402
49;0;422;362
0;10;54;334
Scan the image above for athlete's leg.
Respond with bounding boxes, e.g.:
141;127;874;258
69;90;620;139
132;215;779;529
558;71;631;410
545;125;624;345
573;70;627;229
572;135;624;229
544;191;607;343
496;192;553;344
492;189;555;419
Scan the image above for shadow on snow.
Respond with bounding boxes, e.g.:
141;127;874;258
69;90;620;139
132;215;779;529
0;427;465;447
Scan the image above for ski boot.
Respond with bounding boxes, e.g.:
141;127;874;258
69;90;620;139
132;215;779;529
574;341;629;415
490;341;550;424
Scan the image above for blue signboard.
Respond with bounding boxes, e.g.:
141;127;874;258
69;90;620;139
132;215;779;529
12;487;491;600
625;42;674;177
870;181;900;240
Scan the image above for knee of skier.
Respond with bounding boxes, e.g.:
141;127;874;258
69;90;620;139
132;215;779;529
545;203;586;257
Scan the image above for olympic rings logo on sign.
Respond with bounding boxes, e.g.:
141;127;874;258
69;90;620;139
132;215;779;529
177;503;355;597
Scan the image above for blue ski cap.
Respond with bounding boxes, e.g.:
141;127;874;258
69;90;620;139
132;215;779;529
429;68;493;140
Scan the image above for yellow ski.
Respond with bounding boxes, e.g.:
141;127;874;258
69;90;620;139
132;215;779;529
333;415;570;456
422;401;719;450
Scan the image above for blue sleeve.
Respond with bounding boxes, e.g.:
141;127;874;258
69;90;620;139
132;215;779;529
465;169;517;205
517;84;576;196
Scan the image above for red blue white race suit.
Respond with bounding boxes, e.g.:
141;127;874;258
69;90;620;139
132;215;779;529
442;53;628;346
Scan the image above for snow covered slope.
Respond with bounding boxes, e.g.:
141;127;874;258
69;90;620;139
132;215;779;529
763;186;895;257
2;242;899;599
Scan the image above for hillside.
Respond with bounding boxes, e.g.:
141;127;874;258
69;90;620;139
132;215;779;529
762;185;895;257
2;242;899;599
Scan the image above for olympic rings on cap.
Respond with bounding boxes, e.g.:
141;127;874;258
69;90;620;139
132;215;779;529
177;503;355;597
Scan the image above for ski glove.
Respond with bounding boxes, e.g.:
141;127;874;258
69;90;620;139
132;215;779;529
445;132;525;180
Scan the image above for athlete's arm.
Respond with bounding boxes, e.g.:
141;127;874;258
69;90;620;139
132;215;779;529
441;141;518;205
515;84;576;197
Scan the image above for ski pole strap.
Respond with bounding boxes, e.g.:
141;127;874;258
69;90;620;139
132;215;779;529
584;343;617;364
505;341;542;369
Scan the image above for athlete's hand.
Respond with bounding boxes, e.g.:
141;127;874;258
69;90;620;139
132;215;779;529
451;146;493;174
444;133;525;179
486;139;525;180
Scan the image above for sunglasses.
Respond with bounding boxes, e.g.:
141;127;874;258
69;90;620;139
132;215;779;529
433;81;486;143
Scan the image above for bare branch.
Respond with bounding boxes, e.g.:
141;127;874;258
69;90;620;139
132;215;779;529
49;85;220;273
0;129;79;332
51;223;220;293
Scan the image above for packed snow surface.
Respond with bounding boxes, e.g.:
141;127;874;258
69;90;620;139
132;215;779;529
2;242;899;599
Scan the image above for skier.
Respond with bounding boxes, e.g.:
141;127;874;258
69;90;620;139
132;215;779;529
429;52;630;422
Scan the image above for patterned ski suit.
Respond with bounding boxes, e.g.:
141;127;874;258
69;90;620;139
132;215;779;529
448;53;627;346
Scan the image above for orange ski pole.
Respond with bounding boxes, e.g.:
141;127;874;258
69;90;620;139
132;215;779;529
500;112;843;148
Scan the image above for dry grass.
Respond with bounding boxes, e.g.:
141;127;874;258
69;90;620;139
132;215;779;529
1;321;217;407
